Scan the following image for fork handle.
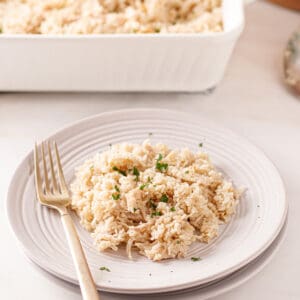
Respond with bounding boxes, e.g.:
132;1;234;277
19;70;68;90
61;213;100;300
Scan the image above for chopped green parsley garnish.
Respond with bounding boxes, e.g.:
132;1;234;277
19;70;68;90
176;240;180;244
191;257;201;262
112;193;120;200
198;143;203;147
160;194;169;203
139;183;149;190
133;167;140;181
151;211;162;217
149;200;157;210
112;166;127;176
99;266;110;272
170;207;176;212
112;185;121;200
140;177;152;190
185;170;189;174
90;165;94;171
133;208;137;212
156;154;168;172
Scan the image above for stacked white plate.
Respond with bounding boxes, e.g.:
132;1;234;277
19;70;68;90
7;109;287;298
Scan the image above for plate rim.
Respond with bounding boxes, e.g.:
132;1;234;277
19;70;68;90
22;218;288;300
6;108;288;294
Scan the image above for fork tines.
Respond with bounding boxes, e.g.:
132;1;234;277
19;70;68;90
34;141;69;198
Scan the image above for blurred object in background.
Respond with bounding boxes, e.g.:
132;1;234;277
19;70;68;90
268;0;300;94
284;29;300;95
268;0;300;10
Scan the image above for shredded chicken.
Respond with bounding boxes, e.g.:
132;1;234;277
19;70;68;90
71;140;241;261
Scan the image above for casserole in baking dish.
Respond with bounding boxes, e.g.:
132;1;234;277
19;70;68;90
0;0;244;91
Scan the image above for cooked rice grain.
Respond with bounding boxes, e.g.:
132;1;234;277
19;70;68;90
0;0;223;34
71;140;241;261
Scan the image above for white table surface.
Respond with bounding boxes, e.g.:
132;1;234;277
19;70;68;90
1;1;300;299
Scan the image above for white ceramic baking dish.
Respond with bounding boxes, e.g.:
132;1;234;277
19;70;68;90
0;0;244;92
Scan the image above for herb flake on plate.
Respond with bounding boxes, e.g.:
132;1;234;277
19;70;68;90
191;257;202;262
139;183;148;190
112;193;120;200
99;266;111;272
133;166;140;181
151;211;162;217
156;154;168;172
149;200;157;210
112;166;127;176
160;194;169;203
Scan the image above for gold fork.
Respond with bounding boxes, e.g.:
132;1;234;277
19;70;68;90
34;141;100;300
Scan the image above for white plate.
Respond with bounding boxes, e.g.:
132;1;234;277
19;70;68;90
26;219;287;300
6;109;287;294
